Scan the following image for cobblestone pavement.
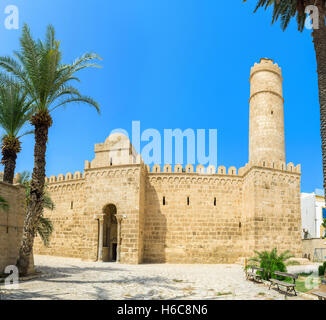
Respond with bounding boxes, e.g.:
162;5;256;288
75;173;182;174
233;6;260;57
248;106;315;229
0;255;318;300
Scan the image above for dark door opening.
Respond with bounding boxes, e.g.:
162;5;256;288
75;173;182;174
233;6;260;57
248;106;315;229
112;243;117;261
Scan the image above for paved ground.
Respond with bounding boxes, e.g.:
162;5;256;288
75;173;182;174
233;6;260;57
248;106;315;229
0;255;319;300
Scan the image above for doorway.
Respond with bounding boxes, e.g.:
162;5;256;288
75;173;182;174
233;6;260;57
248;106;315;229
102;204;118;262
112;243;117;261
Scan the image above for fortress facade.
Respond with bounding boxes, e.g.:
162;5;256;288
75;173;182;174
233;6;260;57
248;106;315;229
34;58;303;264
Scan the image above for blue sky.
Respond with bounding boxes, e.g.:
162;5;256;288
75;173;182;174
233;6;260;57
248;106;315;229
0;0;321;193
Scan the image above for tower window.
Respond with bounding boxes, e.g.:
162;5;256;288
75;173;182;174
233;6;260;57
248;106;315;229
271;110;274;115
163;196;166;206
110;158;113;166
70;201;74;209
214;197;216;206
239;222;242;228
187;197;190;206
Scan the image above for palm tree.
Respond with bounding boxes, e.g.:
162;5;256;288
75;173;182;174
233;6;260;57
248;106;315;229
18;171;54;246
0;24;101;275
249;248;293;280
243;0;326;220
0;79;33;184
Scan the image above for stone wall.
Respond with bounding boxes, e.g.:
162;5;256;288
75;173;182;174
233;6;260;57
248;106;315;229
143;172;243;263
33;176;91;260
34;161;303;264
0;182;25;273
34;164;146;264
242;166;302;258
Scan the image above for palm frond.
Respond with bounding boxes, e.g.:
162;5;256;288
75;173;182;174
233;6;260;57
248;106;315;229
243;0;309;31
0;78;34;140
0;24;102;115
36;215;54;247
249;247;293;280
50;95;100;113
0;196;9;211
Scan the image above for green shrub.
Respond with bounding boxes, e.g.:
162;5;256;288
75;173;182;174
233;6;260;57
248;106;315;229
249;248;293;280
319;266;324;276
319;262;326;276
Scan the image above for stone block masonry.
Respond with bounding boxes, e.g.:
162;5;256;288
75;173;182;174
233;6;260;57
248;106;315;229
34;59;303;263
0;180;26;273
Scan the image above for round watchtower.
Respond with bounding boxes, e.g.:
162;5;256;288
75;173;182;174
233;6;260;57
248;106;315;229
249;58;285;164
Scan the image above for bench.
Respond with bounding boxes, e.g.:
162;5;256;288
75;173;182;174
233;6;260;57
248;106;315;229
311;291;326;300
246;266;264;282
269;271;298;296
311;280;326;300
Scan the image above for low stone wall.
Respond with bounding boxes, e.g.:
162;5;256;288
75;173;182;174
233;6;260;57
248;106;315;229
302;238;326;261
0;181;26;273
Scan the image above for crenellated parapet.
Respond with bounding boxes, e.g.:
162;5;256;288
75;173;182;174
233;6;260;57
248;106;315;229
146;161;301;176
45;171;86;184
249;160;301;173
44;160;301;184
0;172;23;184
250;58;283;82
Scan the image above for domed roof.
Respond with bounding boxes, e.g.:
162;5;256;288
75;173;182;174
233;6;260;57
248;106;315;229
104;132;131;149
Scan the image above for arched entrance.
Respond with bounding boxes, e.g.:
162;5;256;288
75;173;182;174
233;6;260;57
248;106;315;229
102;204;118;262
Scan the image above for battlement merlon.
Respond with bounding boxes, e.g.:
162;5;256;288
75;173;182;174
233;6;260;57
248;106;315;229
146;161;301;176
250;58;283;82
44;161;301;184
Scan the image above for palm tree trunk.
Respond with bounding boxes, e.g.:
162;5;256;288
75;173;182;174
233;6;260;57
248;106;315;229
16;111;52;275
312;5;326;203
1;148;17;184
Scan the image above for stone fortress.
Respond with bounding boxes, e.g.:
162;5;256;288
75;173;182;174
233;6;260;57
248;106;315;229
34;58;303;264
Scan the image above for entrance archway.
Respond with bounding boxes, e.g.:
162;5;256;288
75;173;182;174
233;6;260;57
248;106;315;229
102;204;118;262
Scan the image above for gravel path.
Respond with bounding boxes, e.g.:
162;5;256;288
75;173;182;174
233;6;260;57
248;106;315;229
0;255;317;300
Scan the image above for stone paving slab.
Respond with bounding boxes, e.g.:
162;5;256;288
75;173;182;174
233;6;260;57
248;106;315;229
0;255;317;300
